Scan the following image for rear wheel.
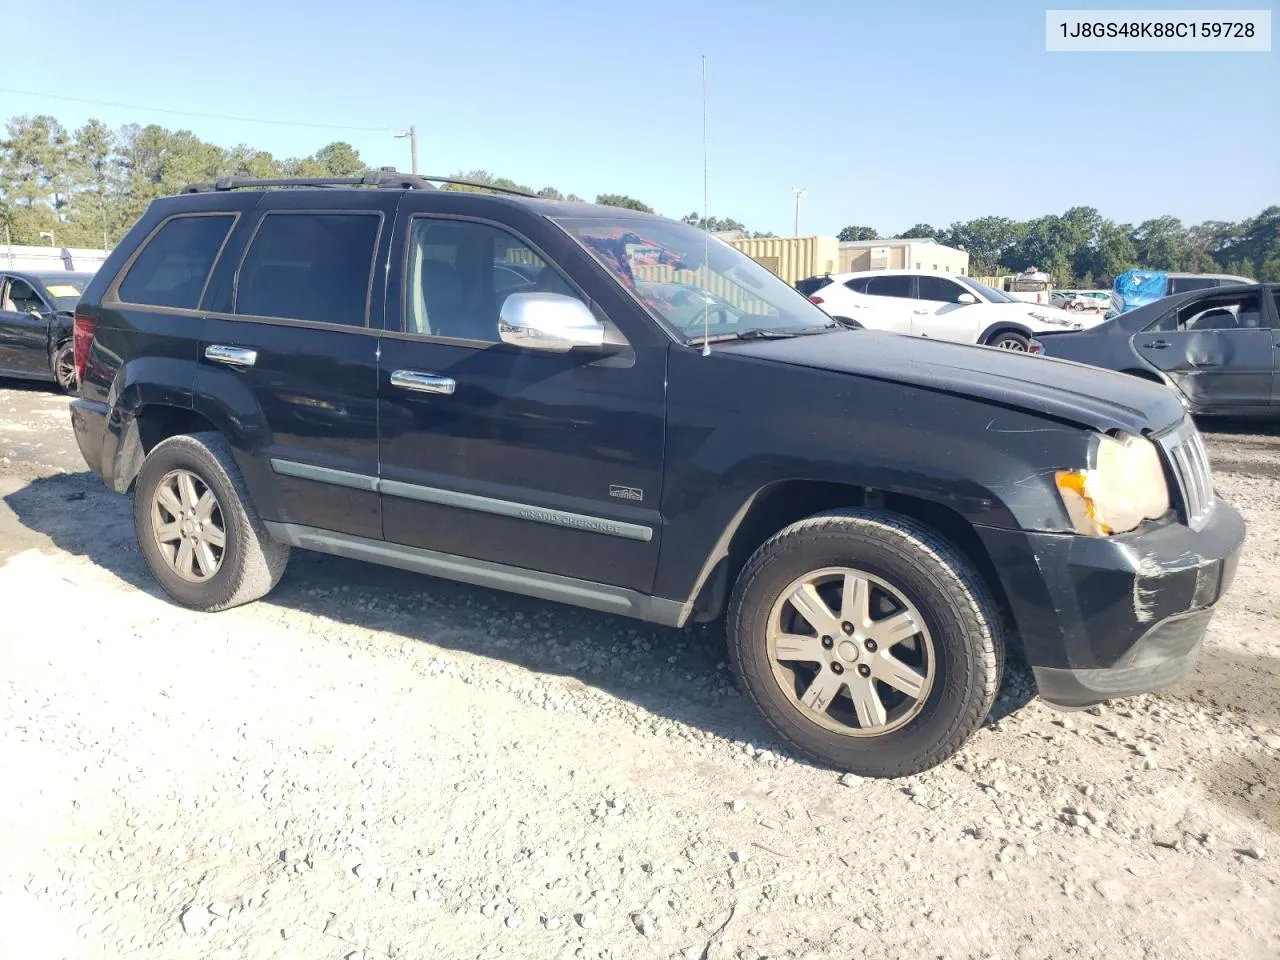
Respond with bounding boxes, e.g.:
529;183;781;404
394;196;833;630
133;432;289;611
987;331;1031;351
52;341;77;393
727;510;1001;777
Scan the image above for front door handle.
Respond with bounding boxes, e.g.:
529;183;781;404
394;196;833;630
205;344;258;367
1142;339;1171;349
391;370;456;395
912;309;930;315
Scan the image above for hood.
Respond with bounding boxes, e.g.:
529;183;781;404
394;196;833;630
727;330;1186;434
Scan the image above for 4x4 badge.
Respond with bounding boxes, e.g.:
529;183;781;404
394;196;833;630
609;485;644;502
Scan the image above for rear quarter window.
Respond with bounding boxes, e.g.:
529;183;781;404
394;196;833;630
116;214;236;309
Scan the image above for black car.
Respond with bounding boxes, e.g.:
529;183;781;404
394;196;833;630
67;172;1244;778
0;270;95;392
795;274;833;297
1035;283;1280;417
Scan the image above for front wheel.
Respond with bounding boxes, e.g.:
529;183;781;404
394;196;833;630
727;510;1002;777
987;331;1031;351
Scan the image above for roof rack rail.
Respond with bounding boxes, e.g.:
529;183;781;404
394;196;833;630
181;169;539;198
181;170;436;194
420;176;538;198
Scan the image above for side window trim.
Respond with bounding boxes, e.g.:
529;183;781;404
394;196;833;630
393;212;598;344
106;211;240;312
231;209;384;327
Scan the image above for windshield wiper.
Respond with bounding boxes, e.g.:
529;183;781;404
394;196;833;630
696;327;798;344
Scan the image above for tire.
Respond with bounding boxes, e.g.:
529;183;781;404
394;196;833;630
51;340;77;394
987;331;1031;351
133;432;289;611
727;509;1002;778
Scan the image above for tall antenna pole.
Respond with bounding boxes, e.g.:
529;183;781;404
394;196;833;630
792;186;807;237
701;55;711;357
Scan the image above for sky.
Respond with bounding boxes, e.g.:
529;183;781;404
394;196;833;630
3;0;1277;237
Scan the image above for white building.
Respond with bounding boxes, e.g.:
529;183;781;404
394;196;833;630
3;244;111;273
838;238;969;275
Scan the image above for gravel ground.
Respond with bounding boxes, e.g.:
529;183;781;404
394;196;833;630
1;380;1277;960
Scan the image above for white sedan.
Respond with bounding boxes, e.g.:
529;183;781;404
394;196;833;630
804;270;1100;350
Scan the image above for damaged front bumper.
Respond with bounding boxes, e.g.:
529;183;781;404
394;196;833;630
977;500;1245;708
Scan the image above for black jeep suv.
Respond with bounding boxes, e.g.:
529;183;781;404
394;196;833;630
68;172;1245;777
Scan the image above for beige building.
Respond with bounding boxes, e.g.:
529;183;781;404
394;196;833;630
724;236;840;286
837;239;969;275
726;235;969;285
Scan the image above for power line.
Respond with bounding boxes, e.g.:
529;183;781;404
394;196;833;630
0;88;392;133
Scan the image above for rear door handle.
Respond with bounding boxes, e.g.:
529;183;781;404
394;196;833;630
912;309;930;315
1142;339;1171;349
205;344;257;367
391;370;456;395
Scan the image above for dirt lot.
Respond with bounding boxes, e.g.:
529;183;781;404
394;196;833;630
1;380;1277;960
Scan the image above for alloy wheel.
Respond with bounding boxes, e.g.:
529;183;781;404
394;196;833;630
766;567;934;736
151;469;226;582
55;348;77;392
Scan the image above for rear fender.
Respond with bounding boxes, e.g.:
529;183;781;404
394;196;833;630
101;356;197;493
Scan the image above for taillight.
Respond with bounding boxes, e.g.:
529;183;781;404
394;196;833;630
1028;339;1044;355
73;313;96;386
809;295;824;305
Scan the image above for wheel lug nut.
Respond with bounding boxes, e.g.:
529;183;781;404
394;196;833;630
821;636;834;649
841;622;854;635
865;639;878;653
857;664;871;678
831;663;844;675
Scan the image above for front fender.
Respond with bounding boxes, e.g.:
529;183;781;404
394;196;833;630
653;348;1093;602
977;319;1034;344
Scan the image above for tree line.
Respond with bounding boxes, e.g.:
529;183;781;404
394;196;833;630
839;205;1280;285
3;113;1274;287
0;114;691;249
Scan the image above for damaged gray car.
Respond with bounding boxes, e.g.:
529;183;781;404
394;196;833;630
1033;283;1280;418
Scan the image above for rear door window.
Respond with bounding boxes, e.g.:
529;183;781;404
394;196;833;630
865;275;913;298
236;213;381;327
117;214;235;309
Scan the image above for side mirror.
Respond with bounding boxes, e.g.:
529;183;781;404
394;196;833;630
499;292;611;353
956;293;977;305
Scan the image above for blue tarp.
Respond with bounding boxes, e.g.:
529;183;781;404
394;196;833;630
1111;269;1168;315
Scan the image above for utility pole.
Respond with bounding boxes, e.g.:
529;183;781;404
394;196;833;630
395;126;420;174
792;187;807;237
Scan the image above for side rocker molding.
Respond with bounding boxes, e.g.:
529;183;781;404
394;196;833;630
264;522;690;627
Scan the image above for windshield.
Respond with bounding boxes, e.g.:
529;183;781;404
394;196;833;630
556;218;834;341
960;277;1016;303
37;276;89;311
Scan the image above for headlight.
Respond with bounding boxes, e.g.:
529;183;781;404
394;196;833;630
1055;432;1170;536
